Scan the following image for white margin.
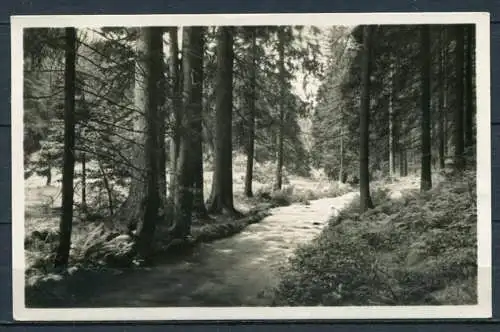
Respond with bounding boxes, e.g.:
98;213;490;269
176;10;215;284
11;12;492;321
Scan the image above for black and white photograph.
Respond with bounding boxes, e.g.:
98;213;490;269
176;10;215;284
11;13;491;321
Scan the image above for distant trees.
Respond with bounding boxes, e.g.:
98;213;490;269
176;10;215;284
312;23;476;208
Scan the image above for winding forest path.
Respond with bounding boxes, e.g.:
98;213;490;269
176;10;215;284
33;191;360;308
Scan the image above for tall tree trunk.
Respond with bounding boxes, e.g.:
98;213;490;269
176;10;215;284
464;24;474;155
274;27;286;191
54;27;77;268
134;27;164;258
81;152;87;211
98;159;114;216
244;27;257;198
443;30;449;158
438;27;446;169
112;28;163;238
420;25;432;191
46;156;52;186
339;126;344;184
404;149;408;176
207;27;240;216
359;25;374;212
388;63;395;180
399;147;405;177
454;25;465;171
158;60;167;202
168;27;181;204
189;28;211;221
170;27;206;237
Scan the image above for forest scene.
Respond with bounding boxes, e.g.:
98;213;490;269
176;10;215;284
22;23;478;308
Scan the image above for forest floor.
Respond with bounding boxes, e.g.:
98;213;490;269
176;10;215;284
25;175;419;308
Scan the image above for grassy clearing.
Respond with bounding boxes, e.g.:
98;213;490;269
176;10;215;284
273;170;477;306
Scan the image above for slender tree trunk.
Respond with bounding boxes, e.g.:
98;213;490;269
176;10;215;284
244;27;257;198
388;63;395;180
81;152;87;211
207;27;241;216
359;25;374;212
158;62;167;202
134;27;164;259
274;27;286;191
46;156;52;186
454;25;465;171
403;150;408;176
443;31;449;158
438;28;446;169
54;27;77;268
189;28;211;221
339;126;344;184
420;25;432;191
98;159;114;216
168;27;181;204
464;24;474;155
399;147;405;177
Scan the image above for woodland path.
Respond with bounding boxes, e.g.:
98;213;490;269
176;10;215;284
31;190;362;308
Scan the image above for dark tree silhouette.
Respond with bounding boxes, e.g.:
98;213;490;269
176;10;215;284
172;27;205;237
420;25;432;191
454;25;465;171
207;27;241;216
359;25;374;212
134;27;164;258
274;27;286;191
438;27;446;170
190;28;211;221
168;27;181;204
464;24;475;153
244;27;257;198
54;27;77;268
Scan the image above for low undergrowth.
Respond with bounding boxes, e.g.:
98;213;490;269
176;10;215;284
273;170;477;306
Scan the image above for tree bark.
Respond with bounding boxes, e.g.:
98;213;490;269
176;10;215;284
244;27;257;198
420;25;432;191
170;27;208;237
134;27;164;259
207;27;240;216
359;25;374;212
189;27;211;221
274;27;286;191
454;25;465;171
54;27;77;268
